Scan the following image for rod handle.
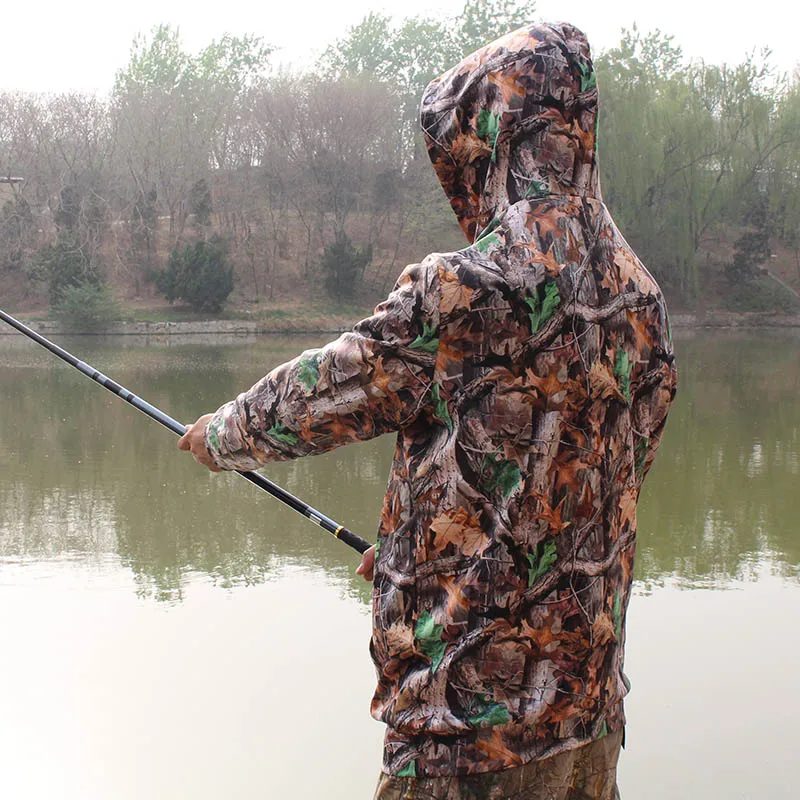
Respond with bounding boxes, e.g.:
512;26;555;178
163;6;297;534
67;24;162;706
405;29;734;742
337;527;372;554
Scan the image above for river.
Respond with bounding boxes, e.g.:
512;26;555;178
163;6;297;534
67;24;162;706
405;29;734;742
0;329;797;799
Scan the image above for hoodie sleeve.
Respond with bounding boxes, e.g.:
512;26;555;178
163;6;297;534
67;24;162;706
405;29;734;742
203;259;441;471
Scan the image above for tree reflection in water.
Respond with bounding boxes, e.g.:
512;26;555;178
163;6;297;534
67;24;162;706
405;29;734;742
1;329;798;601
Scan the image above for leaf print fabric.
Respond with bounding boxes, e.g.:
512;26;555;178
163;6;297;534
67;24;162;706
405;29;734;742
204;21;676;778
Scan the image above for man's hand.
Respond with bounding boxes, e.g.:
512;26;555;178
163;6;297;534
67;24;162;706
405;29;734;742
356;545;376;582
178;413;222;472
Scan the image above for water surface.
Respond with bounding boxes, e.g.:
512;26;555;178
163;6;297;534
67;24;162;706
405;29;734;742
0;329;797;799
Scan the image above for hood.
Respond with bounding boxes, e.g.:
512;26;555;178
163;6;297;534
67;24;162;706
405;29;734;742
420;22;601;243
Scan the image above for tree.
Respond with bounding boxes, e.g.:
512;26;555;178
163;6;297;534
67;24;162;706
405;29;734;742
154;235;234;312
112;25;271;247
319;1;536;155
322;233;372;300
37;230;101;307
455;0;537;55
0;195;34;271
597;28;790;302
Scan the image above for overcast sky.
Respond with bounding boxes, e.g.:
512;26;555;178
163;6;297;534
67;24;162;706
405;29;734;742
3;0;797;94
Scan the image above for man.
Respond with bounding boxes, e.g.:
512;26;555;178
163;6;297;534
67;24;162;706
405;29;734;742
179;22;676;800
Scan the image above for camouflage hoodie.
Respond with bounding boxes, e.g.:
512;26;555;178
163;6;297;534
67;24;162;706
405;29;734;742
205;22;677;778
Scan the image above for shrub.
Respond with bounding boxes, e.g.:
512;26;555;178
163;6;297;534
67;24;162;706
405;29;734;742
53;281;121;331
322;234;372;301
722;277;799;313
154;236;234;313
37;231;101;307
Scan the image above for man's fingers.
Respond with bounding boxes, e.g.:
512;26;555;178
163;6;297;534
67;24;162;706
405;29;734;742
177;415;222;473
356;545;376;582
177;424;193;451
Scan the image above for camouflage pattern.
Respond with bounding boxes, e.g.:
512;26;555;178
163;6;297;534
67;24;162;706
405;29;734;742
373;728;622;799
205;22;676;779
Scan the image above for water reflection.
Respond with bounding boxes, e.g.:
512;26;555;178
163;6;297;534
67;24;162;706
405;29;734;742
1;330;798;599
636;330;800;585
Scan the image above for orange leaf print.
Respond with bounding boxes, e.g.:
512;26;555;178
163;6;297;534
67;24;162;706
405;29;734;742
588;360;625;402
450;132;492;165
385;622;418;658
591;612;617;646
475;728;523;769
439;267;474;314
488;71;525;105
431;507;488;556
437;573;470;615
531;493;571;533
619;484;637;528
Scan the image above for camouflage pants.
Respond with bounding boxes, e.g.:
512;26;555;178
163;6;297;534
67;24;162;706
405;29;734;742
373;730;623;800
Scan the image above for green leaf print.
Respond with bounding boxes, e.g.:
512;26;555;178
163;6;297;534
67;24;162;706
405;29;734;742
613;349;632;403
480;454;521;498
410;322;440;353
468;699;511;728
597;721;608;740
612;591;623;641
476;109;500;161
577;60;597;92
431;382;453;431
297;352;323;391
205;416;223;452
474;232;500;253
527;540;558;587
524;178;549;199
396;760;417;778
470;217;501;253
267;423;299;446
525;281;561;334
415;611;446;672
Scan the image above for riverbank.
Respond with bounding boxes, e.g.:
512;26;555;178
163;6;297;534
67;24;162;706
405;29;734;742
3;310;800;337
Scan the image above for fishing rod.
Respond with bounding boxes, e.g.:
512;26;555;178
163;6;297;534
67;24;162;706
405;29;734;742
0;309;371;555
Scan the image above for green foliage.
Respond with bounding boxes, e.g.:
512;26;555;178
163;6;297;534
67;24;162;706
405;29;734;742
52;282;120;331
722;278;799;313
37;231;101;307
410;323;440;352
154;236;234;312
481;454;521;497
527;540;557;587
372;169;401;212
431;382;453;431
0;196;33;271
474;233;500;253
297;352;323;391
525;178;549;199
614;349;632;403
525;281;561;333
726;230;771;283
396;761;417;778
468;697;512;728
322;234;372;300
455;0;537;55
5;17;800;314
266;423;299;446
319;0;535;148
415;610;446;671
189;179;213;228
597;27;789;302
477;110;500;157
612;592;623;641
